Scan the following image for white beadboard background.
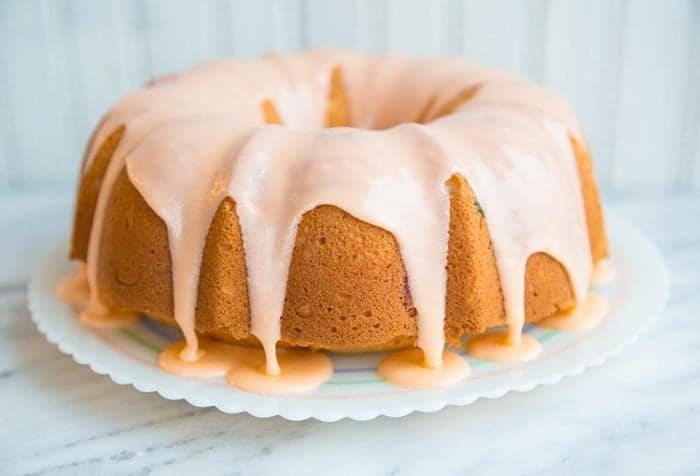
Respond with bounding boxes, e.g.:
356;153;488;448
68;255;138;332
0;0;698;193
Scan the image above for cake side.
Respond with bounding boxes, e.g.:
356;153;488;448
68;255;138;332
572;136;608;261
89;156;603;352
70;125;125;261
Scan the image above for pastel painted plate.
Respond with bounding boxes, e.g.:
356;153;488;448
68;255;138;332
28;213;667;421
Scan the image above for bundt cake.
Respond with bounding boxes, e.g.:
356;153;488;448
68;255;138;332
60;50;608;392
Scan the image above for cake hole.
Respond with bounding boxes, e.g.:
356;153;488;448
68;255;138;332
331;326;338;333
295;304;312;318
339;315;347;321
351;326;358;331
319;236;327;245
117;265;142;286
260;66;478;132
407;307;418;317
363;310;372;317
373;323;380;329
293;327;302;333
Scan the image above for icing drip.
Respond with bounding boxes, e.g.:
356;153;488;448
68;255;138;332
161;339;332;394
591;259;615;286
227;348;332;395
56;262;90;307
58;262;140;328
80;307;140;329
429;107;592;345
126;119;249;363
537;292;609;332
466;333;542;363
378;349;470;389
75;51;594;390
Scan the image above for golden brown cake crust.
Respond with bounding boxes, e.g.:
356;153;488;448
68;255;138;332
70;125;124;261
572;136;608;262
280;205;417;351
89;153;605;352
261;100;282;125
443;174;576;343
325;66;351;127
196;198;251;341
97;169;174;320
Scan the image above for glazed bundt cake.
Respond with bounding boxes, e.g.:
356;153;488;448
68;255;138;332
61;50;607;391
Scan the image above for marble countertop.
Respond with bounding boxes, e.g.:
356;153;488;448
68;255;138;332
1;188;699;476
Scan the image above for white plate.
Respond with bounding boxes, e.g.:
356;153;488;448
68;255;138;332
28;213;668;422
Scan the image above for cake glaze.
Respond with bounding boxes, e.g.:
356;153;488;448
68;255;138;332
537;291;609;332
63;50;608;392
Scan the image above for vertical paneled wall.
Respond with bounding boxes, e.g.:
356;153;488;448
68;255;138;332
0;0;698;192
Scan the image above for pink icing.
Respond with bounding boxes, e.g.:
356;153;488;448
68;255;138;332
79;50;592;375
